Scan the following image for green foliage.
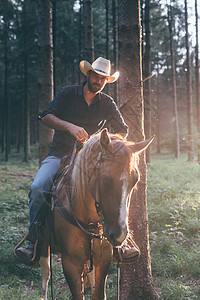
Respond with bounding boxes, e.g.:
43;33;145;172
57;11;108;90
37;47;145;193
160;280;200;300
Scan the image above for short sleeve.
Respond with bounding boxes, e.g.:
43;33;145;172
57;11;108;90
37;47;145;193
39;87;68;119
105;98;128;135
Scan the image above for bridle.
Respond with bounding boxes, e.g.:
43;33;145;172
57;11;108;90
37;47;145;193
92;150;122;221
55;141;123;240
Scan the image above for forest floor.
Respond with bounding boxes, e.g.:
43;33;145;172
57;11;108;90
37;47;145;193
0;149;200;299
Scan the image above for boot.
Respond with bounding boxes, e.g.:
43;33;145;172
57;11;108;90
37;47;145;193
14;242;41;268
14;220;45;267
113;238;140;264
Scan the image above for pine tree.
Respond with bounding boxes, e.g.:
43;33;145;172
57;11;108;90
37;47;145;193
195;0;200;161
168;2;180;159
184;0;194;162
38;0;54;164
118;0;159;298
83;0;94;62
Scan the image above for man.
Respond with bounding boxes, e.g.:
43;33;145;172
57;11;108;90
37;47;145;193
15;57;140;265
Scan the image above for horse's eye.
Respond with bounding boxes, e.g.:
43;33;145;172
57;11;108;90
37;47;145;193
101;176;113;187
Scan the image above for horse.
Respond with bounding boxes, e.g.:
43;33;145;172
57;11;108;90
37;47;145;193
39;128;154;300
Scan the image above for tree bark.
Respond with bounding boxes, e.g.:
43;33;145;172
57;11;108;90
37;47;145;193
105;0;110;95
118;0;159;299
184;0;194;162
112;0;118;103
23;0;31;161
143;0;152;163
83;0;94;62
52;0;57;96
38;0;53;164
168;2;180;159
4;18;9;161
140;0;144;65
156;61;161;154
78;0;83;84
195;0;200;161
106;0;109;59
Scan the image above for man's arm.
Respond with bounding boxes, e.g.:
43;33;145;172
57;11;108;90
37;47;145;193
105;98;129;138
42;114;88;143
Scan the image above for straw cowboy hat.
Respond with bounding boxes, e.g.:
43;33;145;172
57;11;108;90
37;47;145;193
80;57;119;83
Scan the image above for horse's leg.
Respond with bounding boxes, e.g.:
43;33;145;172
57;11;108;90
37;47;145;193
92;241;112;300
86;263;95;294
39;246;50;300
62;253;85;300
92;262;111;300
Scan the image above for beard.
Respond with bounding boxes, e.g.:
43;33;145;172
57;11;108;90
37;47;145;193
87;74;104;93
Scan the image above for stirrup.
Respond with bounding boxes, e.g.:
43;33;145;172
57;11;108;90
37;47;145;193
113;246;140;265
14;234;40;268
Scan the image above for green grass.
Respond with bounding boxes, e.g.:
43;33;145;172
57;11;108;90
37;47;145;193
0;150;200;299
148;154;200;300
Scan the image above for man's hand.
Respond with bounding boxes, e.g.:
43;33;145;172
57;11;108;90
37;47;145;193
68;124;88;143
42;114;88;143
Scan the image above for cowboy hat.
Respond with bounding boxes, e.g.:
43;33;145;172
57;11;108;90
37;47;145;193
80;57;119;83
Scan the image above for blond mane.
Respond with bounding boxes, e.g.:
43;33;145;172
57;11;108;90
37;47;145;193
71;133;101;206
70;131;139;208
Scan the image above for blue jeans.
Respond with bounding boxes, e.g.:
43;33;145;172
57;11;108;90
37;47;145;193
29;156;61;229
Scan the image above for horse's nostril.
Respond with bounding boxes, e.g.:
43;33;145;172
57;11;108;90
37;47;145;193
108;232;122;247
107;228;127;247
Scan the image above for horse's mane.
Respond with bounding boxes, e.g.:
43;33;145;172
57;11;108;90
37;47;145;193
71;133;100;205
70;131;139;208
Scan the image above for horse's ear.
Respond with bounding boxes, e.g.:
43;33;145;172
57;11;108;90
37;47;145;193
100;128;112;152
129;135;155;154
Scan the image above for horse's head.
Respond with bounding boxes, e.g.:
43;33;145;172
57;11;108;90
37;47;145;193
91;129;154;246
71;129;154;247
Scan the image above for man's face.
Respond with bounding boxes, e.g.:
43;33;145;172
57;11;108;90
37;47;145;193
87;71;108;93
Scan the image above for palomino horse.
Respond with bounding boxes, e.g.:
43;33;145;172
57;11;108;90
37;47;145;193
39;129;153;300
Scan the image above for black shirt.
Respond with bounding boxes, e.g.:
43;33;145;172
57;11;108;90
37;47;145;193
40;82;128;158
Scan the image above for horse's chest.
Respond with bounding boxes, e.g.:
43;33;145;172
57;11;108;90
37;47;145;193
92;238;112;266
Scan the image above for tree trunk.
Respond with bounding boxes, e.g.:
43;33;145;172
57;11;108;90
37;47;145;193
4;18;9;161
118;0;159;299
52;0;57;96
195;0;200;161
168;2;180;159
16;99;22;153
143;0;151;163
1;96;5;153
23;0;31;161
83;0;94;62
38;0;53;165
105;0;110;95
112;0;118;103
78;0;83;84
106;0;109;59
140;0;144;64
184;0;194;162
156;63;161;154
